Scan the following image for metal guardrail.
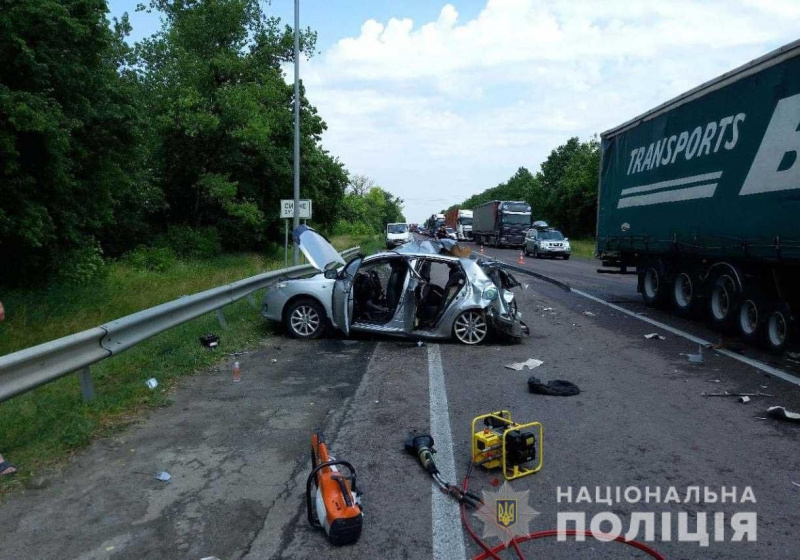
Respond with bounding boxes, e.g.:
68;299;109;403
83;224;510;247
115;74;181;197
0;247;361;403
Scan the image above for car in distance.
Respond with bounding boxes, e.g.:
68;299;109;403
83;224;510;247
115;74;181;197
262;227;530;344
386;222;411;248
524;225;571;259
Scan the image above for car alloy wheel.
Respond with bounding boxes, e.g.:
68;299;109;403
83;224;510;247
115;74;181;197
289;303;321;337
454;310;488;345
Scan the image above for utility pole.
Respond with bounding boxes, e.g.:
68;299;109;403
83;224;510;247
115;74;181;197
292;0;301;264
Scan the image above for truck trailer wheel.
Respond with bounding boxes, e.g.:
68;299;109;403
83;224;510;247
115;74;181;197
671;271;697;316
764;304;791;353
737;297;762;342
641;265;668;307
709;273;740;328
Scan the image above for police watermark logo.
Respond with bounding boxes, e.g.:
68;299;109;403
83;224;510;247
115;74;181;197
496;499;516;527
475;482;539;544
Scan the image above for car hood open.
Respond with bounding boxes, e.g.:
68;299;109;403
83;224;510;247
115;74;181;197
292;225;346;272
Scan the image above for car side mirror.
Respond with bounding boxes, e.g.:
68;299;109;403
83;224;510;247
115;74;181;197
324;269;338;279
564;237;569;241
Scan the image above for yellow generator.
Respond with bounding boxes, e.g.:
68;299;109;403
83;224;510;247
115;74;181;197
471;411;543;480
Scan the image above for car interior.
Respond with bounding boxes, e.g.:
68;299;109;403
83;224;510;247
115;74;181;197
414;259;466;328
352;258;408;324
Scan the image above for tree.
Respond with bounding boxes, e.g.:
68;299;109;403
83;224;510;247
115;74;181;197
453;139;600;238
0;0;149;284
136;0;343;249
536;137;600;236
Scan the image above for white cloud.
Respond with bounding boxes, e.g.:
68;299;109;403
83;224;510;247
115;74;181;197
299;0;800;222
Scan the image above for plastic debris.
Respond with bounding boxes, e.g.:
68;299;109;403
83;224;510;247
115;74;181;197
792;482;800;489
702;391;774;398
155;471;171;482
145;378;158;390
542;307;554;311
644;333;665;340
417;340;425;347
684;346;704;364
528;377;581;396
199;333;220;349
505;358;544;371
270;358;278;363
233;361;241;383
739;396;751;404
767;406;800;423
584;311;596;317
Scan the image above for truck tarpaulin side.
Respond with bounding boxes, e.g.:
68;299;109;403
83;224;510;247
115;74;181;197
597;40;800;263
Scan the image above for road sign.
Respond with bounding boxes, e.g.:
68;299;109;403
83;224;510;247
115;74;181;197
280;199;312;219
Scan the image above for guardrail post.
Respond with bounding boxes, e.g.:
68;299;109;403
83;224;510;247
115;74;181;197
216;308;228;329
78;366;95;402
247;294;256;307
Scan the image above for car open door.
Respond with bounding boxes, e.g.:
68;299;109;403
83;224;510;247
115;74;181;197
332;256;361;335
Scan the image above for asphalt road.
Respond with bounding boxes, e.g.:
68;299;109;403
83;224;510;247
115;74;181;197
3;242;800;559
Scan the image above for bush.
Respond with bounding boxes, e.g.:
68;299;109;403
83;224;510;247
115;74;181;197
55;242;107;284
122;246;177;272
156;226;221;259
332;219;375;237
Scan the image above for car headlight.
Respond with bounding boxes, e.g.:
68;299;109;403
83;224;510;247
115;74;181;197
482;286;498;301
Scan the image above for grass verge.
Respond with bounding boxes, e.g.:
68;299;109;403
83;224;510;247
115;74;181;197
0;235;378;494
569;238;597;259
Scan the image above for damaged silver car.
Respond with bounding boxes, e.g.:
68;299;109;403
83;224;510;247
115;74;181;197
262;226;568;344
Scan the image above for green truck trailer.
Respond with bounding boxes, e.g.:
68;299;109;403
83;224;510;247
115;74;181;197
597;39;800;352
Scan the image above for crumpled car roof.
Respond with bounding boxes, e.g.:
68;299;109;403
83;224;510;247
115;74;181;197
393;238;460;255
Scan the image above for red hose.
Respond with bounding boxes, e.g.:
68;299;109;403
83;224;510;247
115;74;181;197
459;465;666;560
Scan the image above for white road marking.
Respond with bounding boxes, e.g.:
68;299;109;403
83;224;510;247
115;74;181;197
427;343;467;560
485;251;800;388
572;288;800;388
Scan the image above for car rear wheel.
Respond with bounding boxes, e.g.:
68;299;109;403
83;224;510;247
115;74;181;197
453;310;488;345
285;298;327;339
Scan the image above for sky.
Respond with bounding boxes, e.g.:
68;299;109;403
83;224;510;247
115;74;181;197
108;1;800;223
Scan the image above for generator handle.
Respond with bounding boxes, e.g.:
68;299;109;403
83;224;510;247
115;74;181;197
470;411;512;463
306;460;357;528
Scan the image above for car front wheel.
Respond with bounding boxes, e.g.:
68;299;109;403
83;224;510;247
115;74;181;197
285;298;327;339
453;310;488;345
